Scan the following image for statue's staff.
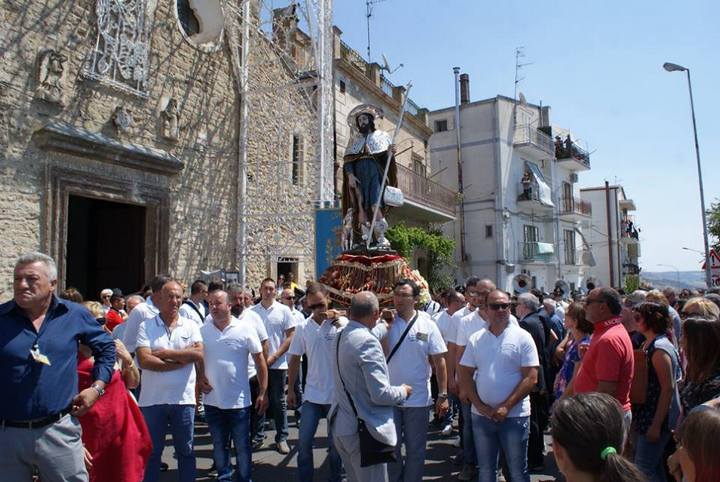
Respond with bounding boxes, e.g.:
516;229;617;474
366;81;413;250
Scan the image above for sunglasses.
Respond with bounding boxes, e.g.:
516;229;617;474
308;303;327;310
488;303;510;311
282;296;296;300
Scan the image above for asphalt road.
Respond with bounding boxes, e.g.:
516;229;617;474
159;411;561;481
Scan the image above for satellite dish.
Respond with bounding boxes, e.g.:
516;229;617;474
513;274;532;294
518;92;527;106
380;53;403;74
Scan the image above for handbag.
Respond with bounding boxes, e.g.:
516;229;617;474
336;332;397;467
383;186;404;207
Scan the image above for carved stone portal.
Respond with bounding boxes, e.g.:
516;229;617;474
161;99;180;141
35;49;68;106
112;105;133;132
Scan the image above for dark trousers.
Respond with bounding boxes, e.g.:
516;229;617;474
528;392;548;467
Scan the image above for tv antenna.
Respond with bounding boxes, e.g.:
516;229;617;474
366;0;389;62
380;53;403;75
513;47;533;122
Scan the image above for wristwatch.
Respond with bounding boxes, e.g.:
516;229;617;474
91;383;105;397
437;392;449;400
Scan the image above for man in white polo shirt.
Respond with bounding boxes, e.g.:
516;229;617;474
122;274;170;355
251;278;296;454
458;290;539;482
376;279;448;482
199;290;268;482
287;282;345;482
136;278;204;482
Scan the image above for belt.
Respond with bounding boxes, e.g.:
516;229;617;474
1;407;72;429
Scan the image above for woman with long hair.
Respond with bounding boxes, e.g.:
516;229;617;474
553;302;593;401
632;302;681;481
552;392;646;482
667;405;720;481
680;316;720;413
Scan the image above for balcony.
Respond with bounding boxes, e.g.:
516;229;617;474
621;216;639;243
514;125;555;158
555;137;591;171
560;196;592;220
391;163;457;223
517;182;554;213
518;241;556;263
623;263;641;275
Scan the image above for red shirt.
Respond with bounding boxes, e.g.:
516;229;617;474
105;309;124;332
573;317;634;412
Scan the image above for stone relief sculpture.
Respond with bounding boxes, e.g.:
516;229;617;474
112;105;133;132
35;49;68;106
161;99;179;141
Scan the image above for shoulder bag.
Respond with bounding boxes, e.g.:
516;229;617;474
335;331;397;467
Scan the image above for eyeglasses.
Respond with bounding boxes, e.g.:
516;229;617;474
308;303;327;310
393;292;415;298
282;296;295;300
488;303;510;311
585;299;603;305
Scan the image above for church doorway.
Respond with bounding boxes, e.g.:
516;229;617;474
65;195;146;301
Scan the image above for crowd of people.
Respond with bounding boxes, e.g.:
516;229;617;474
2;251;720;482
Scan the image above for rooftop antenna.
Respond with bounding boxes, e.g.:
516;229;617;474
380;53;403;74
366;0;388;61
514;47;533;123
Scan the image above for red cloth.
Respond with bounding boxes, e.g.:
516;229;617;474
573;317;634;412
105;309;125;332
77;356;152;482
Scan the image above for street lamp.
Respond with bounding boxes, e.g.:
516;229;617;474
657;263;680;283
681;246;704;255
663;62;712;288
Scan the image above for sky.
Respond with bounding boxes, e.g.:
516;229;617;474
331;0;719;272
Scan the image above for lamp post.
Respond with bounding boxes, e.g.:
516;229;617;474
657;263;680;284
663;62;712;289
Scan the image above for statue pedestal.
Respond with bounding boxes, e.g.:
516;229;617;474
319;249;428;307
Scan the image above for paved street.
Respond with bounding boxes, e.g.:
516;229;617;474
160;412;561;481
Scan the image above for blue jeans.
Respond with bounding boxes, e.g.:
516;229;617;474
388;406;429;482
634;430;672;482
297;401;342;482
460;402;477;466
205;405;253;482
259;369;288;443
141;404;196;482
471;414;530;482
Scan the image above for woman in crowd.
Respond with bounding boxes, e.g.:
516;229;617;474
632;302;681;481
553;302;593;401
79;301;151;482
551;392;646;482
680;297;720;320
680;316;720;413
667;405;720;482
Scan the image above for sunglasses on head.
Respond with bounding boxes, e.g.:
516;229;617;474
488;303;510;311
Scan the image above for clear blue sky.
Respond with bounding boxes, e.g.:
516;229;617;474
332;0;719;272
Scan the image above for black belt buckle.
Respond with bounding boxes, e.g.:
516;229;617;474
1;408;71;429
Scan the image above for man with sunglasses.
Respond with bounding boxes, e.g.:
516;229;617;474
565;287;634;441
280;287;305;426
287;282;345;482
458;290;539;482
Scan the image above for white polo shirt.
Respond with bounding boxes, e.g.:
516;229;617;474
432;309;453;343
456;311;518;347
136;314;203;407
201;317;262;409
384;311;447;407
459;323;539;418
288;316;347;405
446;304;474;344
207;309;268;378
122;297;159;352
179;300;206;326
251;301;296;369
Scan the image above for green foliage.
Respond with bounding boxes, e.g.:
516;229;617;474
625;274;640;293
708;199;720;250
386;223;456;291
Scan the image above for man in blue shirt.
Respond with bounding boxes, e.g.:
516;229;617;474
0;252;116;481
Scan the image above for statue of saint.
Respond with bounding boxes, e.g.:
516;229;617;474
161;98;180;141
35;50;67;106
342;104;397;249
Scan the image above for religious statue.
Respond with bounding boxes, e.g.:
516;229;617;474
112;105;133;132
342;104;397;249
161;98;180;141
35;49;68;106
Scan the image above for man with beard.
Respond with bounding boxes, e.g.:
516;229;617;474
342;104;398;248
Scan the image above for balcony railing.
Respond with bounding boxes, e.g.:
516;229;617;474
380;75;394;97
518;241;555;262
560;197;592;216
514;125;555;156
395;163;457;217
555;138;591;168
621;217;639;240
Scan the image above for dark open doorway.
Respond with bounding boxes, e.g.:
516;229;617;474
66;195;146;301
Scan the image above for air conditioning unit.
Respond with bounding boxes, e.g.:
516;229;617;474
569;173;579;183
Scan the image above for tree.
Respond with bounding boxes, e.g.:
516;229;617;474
708;198;720;250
